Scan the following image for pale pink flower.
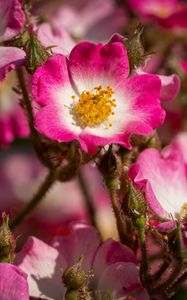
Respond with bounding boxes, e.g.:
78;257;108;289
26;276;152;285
16;223;148;300
0;0;25;42
129;146;187;226
33;40;165;154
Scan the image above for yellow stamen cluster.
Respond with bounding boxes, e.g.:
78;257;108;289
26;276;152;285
73;85;116;128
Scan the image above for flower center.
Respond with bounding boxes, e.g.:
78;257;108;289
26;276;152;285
72;85;116;128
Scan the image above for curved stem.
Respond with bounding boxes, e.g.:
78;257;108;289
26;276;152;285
107;180;128;243
10;170;56;229
77;169;101;235
16;68;35;134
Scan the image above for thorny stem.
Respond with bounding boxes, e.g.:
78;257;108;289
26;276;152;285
152;259;171;282
165;268;187;296
16;68;35;135
136;220;152;297
10;170;57;229
16;67;50;167
107;180;127;243
77;169;101;235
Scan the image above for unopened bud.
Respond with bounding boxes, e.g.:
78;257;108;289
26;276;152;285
0;213;16;263
25;29;51;74
125;24;146;70
63;256;88;290
127;182;146;219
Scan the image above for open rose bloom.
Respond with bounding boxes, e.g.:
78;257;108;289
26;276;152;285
33;41;165;153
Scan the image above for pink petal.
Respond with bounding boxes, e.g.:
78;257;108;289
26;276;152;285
158;74;180;102
0;263;29;300
0;46;25;82
129;147;187;219
124;74;165;131
69;41;130;90
16;236;67;299
0;0;25;42
97;262;149;299
32;54;72;106
52;223;101;271
37;23;75;55
93;239;136;276
34;104;89;151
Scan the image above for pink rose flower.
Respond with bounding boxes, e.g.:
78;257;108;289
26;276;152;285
129;146;187;226
32;40;165;154
127;0;187;30
0;0;25;42
16;223;148;299
0;263;29;300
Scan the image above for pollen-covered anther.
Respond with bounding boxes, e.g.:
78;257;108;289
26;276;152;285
73;85;116;127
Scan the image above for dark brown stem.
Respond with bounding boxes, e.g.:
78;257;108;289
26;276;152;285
16;68;35;134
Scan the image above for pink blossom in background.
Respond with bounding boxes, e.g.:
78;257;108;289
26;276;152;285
127;0;187;30
129;146;187;226
0;47;29;147
36;23;76;55
0;0;25;42
34;0;127;41
0;263;29;300
32;40;165;154
16;223;148;300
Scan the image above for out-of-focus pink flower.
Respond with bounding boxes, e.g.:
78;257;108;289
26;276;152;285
35;0;127;41
0;0;25;42
129;147;187;225
0;263;29;300
37;23;76;55
0;47;29;147
32;40;165;154
16;223;148;299
127;0;187;30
